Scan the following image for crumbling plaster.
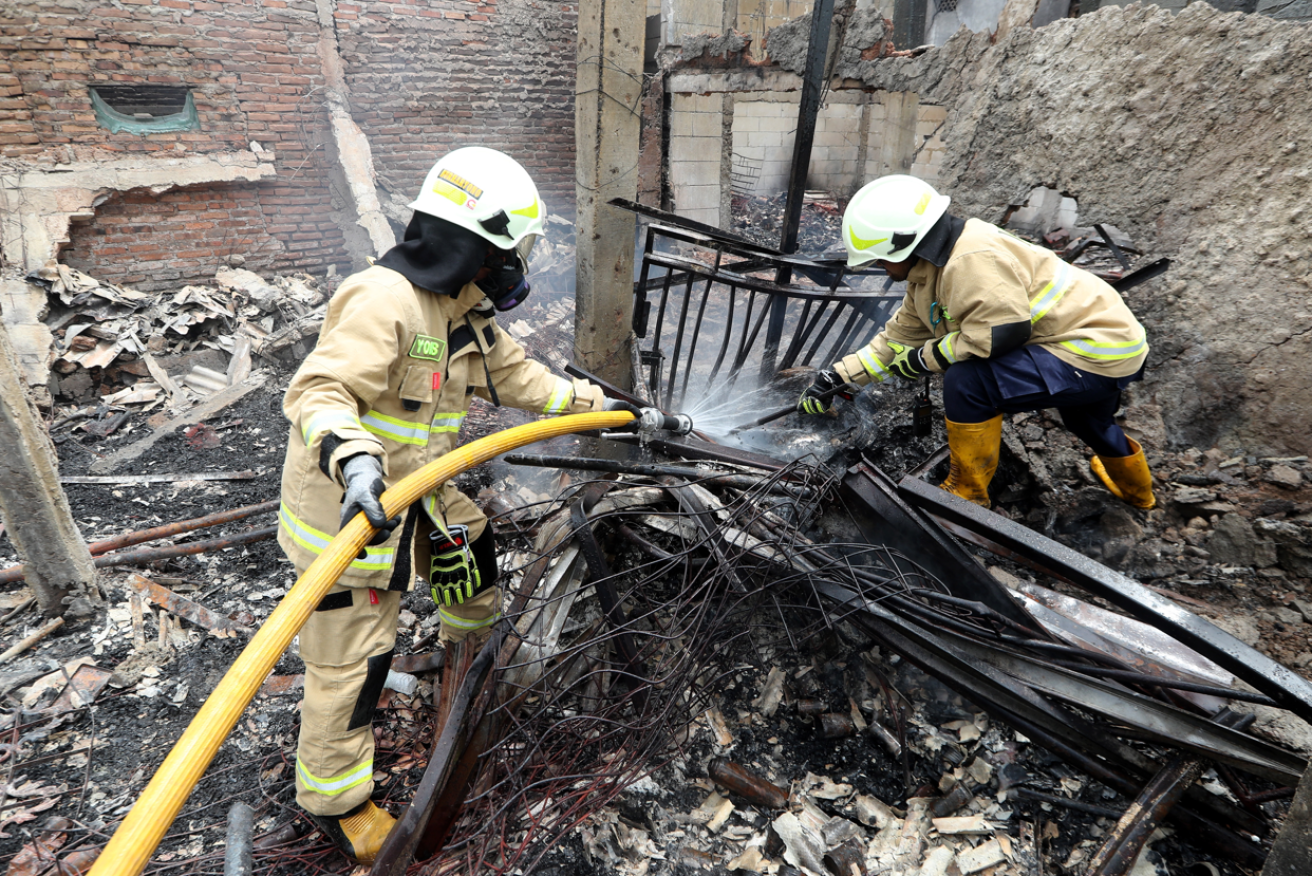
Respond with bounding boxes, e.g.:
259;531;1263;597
314;0;395;262
828;2;1312;455
0;149;277;391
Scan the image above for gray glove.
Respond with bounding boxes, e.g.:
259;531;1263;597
340;454;401;549
602;397;643;432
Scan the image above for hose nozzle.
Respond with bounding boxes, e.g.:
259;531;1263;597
637;408;694;437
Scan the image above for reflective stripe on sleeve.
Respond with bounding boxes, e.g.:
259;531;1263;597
1059;333;1148;361
361;410;430;446
296;756;373;796
301;410;363;447
430;412;466;434
438;608;501;632
278;502;394;571
1029;261;1073;325
543;378;574;414
857;348;891;382
937;331;961;364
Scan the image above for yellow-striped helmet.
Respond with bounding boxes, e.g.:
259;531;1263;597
410;146;545;268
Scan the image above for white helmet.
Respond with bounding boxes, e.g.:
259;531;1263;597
841;175;950;267
409;146;546;268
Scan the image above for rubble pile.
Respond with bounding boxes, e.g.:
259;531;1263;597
0;245;1308;876
29;262;327;414
998;410;1312;681
729;194;845;257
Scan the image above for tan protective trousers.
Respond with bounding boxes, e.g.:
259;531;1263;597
292;490;500;816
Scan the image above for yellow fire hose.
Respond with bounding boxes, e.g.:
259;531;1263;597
89;410;634;876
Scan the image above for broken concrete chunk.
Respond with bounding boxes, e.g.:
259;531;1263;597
916;844;955;876
931;815;991;835
693;791;734;832
820;813;864;850
955;837;1007;874
753;666;785;717
853;794;897;830
772;810;827;873
966;757;993;786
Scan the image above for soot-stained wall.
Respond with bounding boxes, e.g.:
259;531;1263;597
845;3;1312;456
2;0;581;288
0;0;352;288
336;0;580;226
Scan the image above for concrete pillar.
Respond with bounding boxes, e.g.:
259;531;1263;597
0;316;97;617
574;0;644;387
1263;764;1312;875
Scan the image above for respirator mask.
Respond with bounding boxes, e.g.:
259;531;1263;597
475;246;531;312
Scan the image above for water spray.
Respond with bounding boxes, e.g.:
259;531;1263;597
724;382;856;436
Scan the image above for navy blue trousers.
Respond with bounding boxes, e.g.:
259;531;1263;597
941;346;1139;458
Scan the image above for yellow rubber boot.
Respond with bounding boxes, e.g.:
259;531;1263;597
1090;437;1157;509
310;800;396;863
940;414;1003;508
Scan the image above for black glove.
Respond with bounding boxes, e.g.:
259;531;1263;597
887;342;928;380
797;369;848;414
340;454;401;557
602;397;643;432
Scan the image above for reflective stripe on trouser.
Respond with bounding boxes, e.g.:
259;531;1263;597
296;577;401;816
279;502;396;573
437;587;500;644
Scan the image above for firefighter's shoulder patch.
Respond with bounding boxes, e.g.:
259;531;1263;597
408;334;447;362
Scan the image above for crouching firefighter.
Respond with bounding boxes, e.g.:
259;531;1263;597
276;146;633;863
799;174;1156;511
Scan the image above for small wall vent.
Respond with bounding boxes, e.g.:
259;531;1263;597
90;85;199;134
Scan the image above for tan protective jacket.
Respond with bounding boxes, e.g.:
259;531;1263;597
278;265;604;587
834;219;1148;386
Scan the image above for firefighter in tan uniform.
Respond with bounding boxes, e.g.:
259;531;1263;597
800;175;1156;510
277;147;630;862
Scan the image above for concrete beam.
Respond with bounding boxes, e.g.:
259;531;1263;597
574;0;644;386
0;316;97;618
668;68;805;95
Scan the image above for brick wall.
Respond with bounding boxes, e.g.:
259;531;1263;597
338;0;580;225
0;0;352;288
2;0;582;288
60;182;302;289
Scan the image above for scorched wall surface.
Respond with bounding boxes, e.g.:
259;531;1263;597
0;0;353;289
335;0;579;226
2;0;581;289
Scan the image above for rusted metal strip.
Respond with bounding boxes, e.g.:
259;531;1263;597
415;638;503;859
839;461;1043;631
370;624;506;876
0;501;278;585
126;574;252;636
1086;753;1208;876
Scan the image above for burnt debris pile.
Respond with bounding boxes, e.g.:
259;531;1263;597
363;437;1308;876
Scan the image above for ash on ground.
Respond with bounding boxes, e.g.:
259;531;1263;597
0;261;1308;876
